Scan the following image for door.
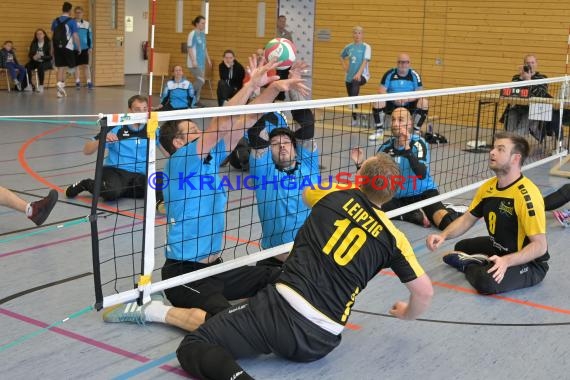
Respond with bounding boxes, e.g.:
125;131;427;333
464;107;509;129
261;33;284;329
124;0;149;74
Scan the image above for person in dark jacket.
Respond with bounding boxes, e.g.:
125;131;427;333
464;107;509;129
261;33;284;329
0;40;27;91
25;29;53;92
217;49;245;106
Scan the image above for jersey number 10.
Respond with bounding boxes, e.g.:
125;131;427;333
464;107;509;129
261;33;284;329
322;219;367;266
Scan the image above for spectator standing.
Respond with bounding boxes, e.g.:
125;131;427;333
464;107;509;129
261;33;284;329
51;1;81;98
73;6;93;90
187;15;211;106
339;26;371;126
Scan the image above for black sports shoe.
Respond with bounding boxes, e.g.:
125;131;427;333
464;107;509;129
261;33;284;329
29;190;58;226
400;209;431;228
442;251;489;272
66;180;87;198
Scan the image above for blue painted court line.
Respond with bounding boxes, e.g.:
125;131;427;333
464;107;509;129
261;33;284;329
113;352;177;380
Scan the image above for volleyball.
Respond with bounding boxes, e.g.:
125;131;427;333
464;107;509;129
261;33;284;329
264;38;296;70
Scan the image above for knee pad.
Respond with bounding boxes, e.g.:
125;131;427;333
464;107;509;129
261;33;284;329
559;183;570;202
100;180;121;201
412;108;428;128
292;109;315;139
438;210;461;230
544;183;570;210
372;107;385;125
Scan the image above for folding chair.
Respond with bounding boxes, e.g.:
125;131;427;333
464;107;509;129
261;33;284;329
139;52;170;95
0;68;12;92
203;61;215;98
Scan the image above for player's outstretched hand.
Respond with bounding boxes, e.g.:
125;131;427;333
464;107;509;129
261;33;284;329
288;61;310;80
247;54;280;89
268;77;309;97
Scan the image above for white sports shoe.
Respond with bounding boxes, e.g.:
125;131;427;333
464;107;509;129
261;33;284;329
368;129;384;141
56;82;67;98
444;203;469;214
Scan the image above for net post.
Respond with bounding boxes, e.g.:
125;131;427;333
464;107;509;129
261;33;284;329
138;111;159;305
90;116;111;311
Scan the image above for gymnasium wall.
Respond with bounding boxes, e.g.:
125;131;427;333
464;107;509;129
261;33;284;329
311;0;570;99
151;0;280;97
151;0;570;99
0;0;125;88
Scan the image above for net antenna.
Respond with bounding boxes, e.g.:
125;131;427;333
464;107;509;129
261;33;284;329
146;0;158;111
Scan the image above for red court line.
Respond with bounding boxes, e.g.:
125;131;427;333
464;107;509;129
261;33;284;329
17;125;71;193
0;307;186;377
379;270;570;315
345;323;361;331
18;125;143;220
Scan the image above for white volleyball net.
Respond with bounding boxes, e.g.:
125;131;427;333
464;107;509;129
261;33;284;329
91;76;569;310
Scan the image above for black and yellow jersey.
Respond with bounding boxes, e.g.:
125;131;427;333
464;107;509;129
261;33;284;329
277;187;425;326
469;175;548;261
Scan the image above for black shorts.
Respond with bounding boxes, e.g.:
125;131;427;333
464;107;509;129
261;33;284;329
456;236;549;294
161;258;281;316
383;188;446;223
178;284;341;362
53;47;76;68
385;100;419;114
76;49;90;66
100;167;144;200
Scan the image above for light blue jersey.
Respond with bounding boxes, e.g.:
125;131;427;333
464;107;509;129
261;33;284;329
340;42;371;82
187;30;207;71
101;124;159;174
163;139;228;262
381;68;423;95
247;112;320;249
161;78;195;109
250;145;320;249
75;19;92;50
377;134;437;198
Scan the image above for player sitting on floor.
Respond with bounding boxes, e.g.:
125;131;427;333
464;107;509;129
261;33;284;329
174;152;433;380
352;107;461;230
101;55;310;332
